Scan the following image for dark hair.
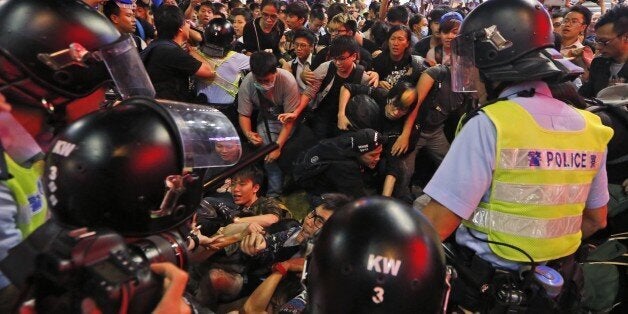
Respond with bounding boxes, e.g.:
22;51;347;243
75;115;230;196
260;0;280;11
232;166;264;186
250;51;278;76
368;1;380;13
311;3;326;12
154;4;185;40
387;6;409;25
551;9;566;20
293;28;316;46
387;79;417;110
371;21;390;47
228;0;243;10
567;5;592;26
278;0;288;11
103;0;121;21
249;2;260;11
595;5;628;35
314;193;353;212
409;14;425;29
230;7;253;23
137;0;151;9
383;25;412;57
427;6;450;25
199;1;213;11
439;18;461;34
328;2;348;22
329;35;359;58
286;1;309;20
213;3;226;14
309;8;325;21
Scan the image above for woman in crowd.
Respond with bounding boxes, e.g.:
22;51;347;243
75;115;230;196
242;0;285;58
371;25;426;90
230;7;253;53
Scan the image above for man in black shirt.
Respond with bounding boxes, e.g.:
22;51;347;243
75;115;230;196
141;5;215;101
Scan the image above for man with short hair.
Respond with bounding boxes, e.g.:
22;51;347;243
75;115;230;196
197;1;215;29
279;1;310;66
297;36;376;139
237;51;299;198
104;0;146;51
579;5;627;97
560;5;594;87
141;4;216;101
283;29;316;92
306;8;327;44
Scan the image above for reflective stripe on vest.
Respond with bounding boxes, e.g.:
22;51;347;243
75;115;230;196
4;154;48;237
469;206;583;239
463;100;613;262
198;51;241;98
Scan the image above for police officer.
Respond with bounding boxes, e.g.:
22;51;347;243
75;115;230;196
0;0;131;310
196;17;250;122
420;0;613;311
307;197;447;313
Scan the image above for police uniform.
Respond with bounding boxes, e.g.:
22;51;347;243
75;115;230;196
424;81;613;269
196;50;250;106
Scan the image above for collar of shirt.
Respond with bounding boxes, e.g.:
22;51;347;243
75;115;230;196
499;81;553;99
294;53;313;67
560;41;584;53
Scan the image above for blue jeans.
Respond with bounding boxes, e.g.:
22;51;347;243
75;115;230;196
257;120;283;197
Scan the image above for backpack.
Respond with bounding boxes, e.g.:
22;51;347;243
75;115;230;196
312;62;365;110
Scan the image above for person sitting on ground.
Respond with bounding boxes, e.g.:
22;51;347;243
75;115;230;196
193;166;292;310
239;193;353;313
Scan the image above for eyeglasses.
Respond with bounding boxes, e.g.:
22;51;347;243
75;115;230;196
552;22;562;28
294;42;311;49
594;36;619;47
331;54;354;63
328;28;349;35
307;209;327;229
561;19;584;25
262;12;278;20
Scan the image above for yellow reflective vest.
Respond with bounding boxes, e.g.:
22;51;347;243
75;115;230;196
4;154;47;237
463;100;613;262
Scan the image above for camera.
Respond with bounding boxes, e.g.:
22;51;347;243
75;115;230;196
1;221;189;314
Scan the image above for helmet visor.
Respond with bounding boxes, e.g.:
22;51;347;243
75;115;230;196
156;100;242;169
98;35;155;99
451;33;480;93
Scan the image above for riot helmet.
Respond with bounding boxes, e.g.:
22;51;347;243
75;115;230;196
201;18;235;57
450;0;583;92
44;97;241;236
308;197;446;313
0;0;154;112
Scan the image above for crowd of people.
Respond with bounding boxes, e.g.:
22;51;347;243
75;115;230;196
0;0;627;313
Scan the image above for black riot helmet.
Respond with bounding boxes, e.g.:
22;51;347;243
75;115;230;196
203;18;236;48
44;97;241;236
450;0;583;92
308;197;446;313
0;0;154;112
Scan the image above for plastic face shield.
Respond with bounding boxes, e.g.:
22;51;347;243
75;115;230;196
156;100;242;169
451;33;480;93
97;35;155;98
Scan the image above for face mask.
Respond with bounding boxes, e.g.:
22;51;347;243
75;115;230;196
253;76;276;92
420;26;429;37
